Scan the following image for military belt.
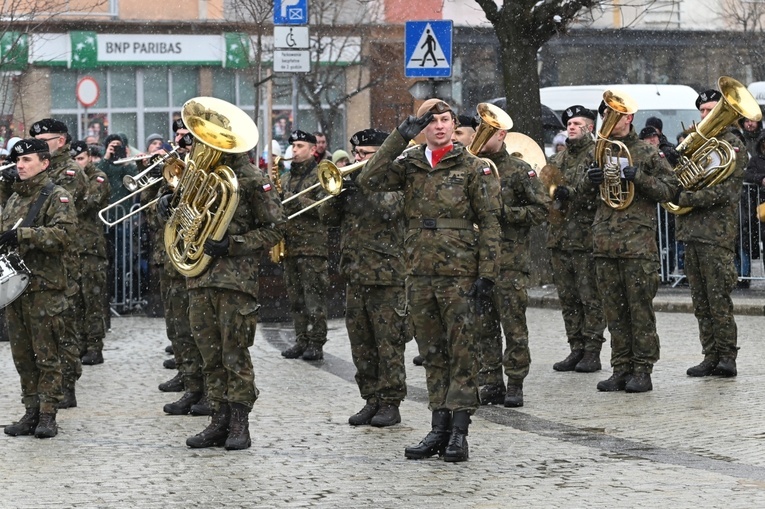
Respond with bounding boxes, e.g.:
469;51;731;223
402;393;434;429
409;218;474;230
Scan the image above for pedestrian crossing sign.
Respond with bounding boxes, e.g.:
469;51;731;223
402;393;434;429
405;20;453;78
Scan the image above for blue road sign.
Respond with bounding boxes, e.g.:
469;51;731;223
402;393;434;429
405;20;453;78
274;0;308;25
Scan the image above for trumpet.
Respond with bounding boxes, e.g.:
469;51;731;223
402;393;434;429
113;153;155;165
123;148;182;192
0;162;15;172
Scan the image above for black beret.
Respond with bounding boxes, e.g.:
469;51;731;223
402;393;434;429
456;115;479;130
696;89;722;110
645;116;663;131
350;129;389;147
103;134;124;146
172;118;186;132
597;100;608;117
9;138;49;162
71;140;89;157
639;126;659;140
29;118;68;136
288;130;317;145
561;105;596;126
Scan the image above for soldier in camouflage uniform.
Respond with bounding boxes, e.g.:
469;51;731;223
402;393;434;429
476;124;550;408
547;106;606;374
670;89;749;378
71;141;110;366
279;130;330;361
321;128;409;428
159;138;285;450
359;99;501;463
2;138;77;438
580;94;679;393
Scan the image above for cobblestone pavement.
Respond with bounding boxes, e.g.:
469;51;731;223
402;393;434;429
1;305;765;508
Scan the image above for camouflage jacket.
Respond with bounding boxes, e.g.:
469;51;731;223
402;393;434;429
484;146;549;273
358;129;502;280
578;127;679;261
98;158;137;203
47;146;90;254
676;129;748;251
1;172;76;293
280;158;328;258
320;177;405;286
80;162;110;258
187;153;285;297
141;185;184;281
546;135;599;251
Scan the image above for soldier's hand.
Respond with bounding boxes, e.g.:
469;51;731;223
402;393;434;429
553;186;570;201
157;192;173;221
0;229;19;249
586;164;604;185
203;235;229;257
1;164;18;183
663;146;681;167
467;277;494;316
622;165;638;182
397;112;434;142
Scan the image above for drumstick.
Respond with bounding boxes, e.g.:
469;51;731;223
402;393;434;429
11;219;21;230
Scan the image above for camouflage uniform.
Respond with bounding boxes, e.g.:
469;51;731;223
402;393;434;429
547;135;606;354
280;158;329;350
320;178;409;407
79;162;110;355
479;147;549;388
3;172;76;414
675;130;747;363
578;127;678;374
186;153;285;410
359;131;502;413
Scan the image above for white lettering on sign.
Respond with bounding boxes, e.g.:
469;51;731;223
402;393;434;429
98;34;222;63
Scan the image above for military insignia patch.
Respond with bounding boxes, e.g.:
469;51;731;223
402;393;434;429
528;170;537;178
65;170;76;176
734;147;740;152
262;183;272;192
59;196;69;203
482;167;492;175
96;176;105;183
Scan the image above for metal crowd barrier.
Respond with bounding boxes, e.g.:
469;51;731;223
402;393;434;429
104;202;148;315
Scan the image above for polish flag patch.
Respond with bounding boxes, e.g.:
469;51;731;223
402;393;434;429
59;196;69;203
65;170;76;176
482;167;492;175
262;183;272;192
96;176;105;183
528;170;537;178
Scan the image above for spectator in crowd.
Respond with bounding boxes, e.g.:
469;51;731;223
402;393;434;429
639;126;661;147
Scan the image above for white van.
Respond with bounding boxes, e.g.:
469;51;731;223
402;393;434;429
540;84;700;144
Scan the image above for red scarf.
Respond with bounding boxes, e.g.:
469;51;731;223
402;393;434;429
429;144;453;167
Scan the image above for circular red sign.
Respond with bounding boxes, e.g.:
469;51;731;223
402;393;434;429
76;76;100;108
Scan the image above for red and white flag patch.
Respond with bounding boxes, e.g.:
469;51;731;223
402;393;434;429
482;167;492;175
262;183;272;192
59;196;69;203
96;176;105;183
65;170;76;177
528;170;537;178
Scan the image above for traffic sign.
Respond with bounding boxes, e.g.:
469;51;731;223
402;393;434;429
76;76;100;107
274;50;311;73
274;0;308;25
405;20;452;78
274;26;309;49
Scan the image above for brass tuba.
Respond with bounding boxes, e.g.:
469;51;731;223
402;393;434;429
467;102;514;176
269;155;288;263
663;76;762;215
164;97;259;277
595;89;638;210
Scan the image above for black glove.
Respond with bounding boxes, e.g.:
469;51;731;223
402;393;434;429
622;165;638;182
203;235;229;257
466;277;494;316
0;229;19;249
663;146;681;167
586;165;604;185
397;112;434;142
672;188;684;205
157;192;173;221
553;186;570;201
148;159;163;179
1;165;18;183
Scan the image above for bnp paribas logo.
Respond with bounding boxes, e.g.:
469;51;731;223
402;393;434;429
70;31;98;69
225;33;250;70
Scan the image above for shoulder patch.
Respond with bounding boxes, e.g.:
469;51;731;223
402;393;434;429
262;183;272;192
59;196;69;203
65;169;76;177
527;170;537;178
96;176;105;183
482;167;492;175
734;146;740;153
659;152;666;158
396;153;407;161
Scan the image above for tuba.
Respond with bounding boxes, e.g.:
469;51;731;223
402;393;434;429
663;76;762;215
269;155;287;263
467;102;514;176
595;89;638;210
164;97;259;277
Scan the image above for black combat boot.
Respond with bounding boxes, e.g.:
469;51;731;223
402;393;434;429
187;403;231;448
596;371;631;392
479;383;506;405
281;343;306;359
163;392;203;415
4;407;39;436
165;344;174;354
687;358;718;377
575;351;602;373
371;404;401;427
34;413;58;438
163;358;177;370
712;358;737;377
553;349;584;371
504;384;524;407
302;344;324;361
81;350;104;365
625;372;653;393
57;388;77;409
190;395;213;416
348;401;379;426
443;411;470;463
404;409;451;460
158;372;184;392
412;355;424;366
225;403;252;450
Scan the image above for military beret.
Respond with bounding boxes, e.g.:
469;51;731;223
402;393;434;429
457;115;479;130
416;98;453;117
350;129;389;147
9;138;49;162
696;89;722;110
29;118;68;136
561;105;596;126
71;140;89;157
288;130;317;145
172;118;186;132
639;126;659;140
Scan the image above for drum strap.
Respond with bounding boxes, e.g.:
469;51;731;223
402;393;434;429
21;182;55;228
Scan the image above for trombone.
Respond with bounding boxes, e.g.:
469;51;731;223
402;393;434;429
286;159;367;220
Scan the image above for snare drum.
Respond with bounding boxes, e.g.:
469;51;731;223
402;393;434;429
0;252;30;309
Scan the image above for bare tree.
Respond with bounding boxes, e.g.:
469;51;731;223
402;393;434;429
717;0;765;81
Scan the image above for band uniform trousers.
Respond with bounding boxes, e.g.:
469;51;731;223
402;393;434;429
683;242;738;361
283;255;328;348
478;268;531;387
346;283;408;406
188;288;260;409
60;264;83;392
7;290;66;414
550;249;606;352
160;269;202;393
80;253;107;353
596;257;660;374
407;275;480;413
